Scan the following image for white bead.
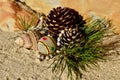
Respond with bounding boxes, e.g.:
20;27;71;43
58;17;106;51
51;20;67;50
45;56;49;60
57;37;60;42
57;42;60;46
39;54;45;61
56;50;60;53
49;54;54;59
47;34;52;37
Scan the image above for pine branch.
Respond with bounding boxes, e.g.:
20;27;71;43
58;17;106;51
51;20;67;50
51;17;111;80
17;14;37;31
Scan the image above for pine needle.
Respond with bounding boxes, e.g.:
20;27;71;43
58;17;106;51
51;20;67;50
17;14;37;31
51;17;112;80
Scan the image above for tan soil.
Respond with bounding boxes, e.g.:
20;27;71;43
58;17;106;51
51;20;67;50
0;30;120;80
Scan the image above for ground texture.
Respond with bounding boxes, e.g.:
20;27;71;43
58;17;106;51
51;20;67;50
0;30;120;80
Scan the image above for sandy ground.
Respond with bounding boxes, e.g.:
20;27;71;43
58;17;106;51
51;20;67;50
0;30;120;80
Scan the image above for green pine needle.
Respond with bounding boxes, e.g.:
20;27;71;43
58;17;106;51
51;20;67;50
51;17;112;80
18;14;37;31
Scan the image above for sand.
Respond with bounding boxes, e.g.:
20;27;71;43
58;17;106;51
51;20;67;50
0;30;120;80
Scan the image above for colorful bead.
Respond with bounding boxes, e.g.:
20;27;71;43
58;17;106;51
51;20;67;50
42;37;47;40
38;36;56;55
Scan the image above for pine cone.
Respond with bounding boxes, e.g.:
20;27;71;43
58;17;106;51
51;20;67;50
46;7;85;40
57;28;83;47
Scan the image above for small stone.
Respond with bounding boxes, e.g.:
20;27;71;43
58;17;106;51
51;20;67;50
45;56;50;60
49;54;54;59
39;54;45;61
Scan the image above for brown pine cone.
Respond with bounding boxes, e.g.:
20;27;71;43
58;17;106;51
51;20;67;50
57;28;83;47
46;7;85;40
